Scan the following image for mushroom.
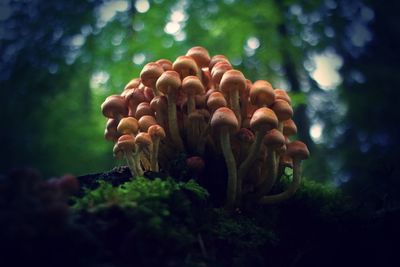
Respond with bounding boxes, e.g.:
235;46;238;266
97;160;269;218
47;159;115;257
138;115;157;133
156;59;173;71
249;80;275;108
186;46;211;68
135;132;153;174
135;102;154;119
156;70;184;151
274;88;292;104
101;95;128;120
182;75;205;115
207;91;227;115
211;61;232;90
140;62;164;96
237;107;278;202
282;119;297;137
116;134;138;178
173;55;199;79
255;129;285;197
220;69;246;123
209;54;231;71
117;117;139;136
105;118;120;142
210;107;239;210
150;95;168;129
259;141;309;204
271;99;293;132
148;124;166;172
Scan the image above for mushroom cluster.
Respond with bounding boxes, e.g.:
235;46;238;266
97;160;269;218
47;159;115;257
101;46;309;209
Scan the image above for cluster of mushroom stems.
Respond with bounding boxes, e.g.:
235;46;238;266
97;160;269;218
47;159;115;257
101;46;309;209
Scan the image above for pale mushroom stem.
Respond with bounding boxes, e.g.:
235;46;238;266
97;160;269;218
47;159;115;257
133;150;144;177
150;138;160;172
258;158;302;204
187;95;196;115
220;128;237;210
237;131;264;201
229;89;241;124
124;151;138;178
167;90;184;151
255;149;277;197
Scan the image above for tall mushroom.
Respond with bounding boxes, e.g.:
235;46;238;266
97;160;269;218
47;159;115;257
156;70;184;151
140;62;164;96
115;134;138;178
237;107;278;202
259;141;309;204
220;69;246;124
210;107;239;210
182;75;205;115
148;124;166;172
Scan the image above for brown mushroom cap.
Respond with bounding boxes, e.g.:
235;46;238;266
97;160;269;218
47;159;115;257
186;46;210;68
135;132;152;147
156;59;173;71
105;118;120;141
156;70;181;95
283;119;298;136
135;102;154;119
117;117;139;135
182;75;205;96
219;69;246;95
210;107;239;134
101;95;128;119
138;115;157;132
264;129;285;149
250;80;275;107
274;89;292;104
117;134;136;151
286;141;310;160
211;61;233;86
140;62;164;87
271;99;293;121
113;143;124;159
207;91;227;112
148;124;166;140
209;54;231;71
124;78;141;90
150;95;168;111
173;55;199;79
250;107;278;133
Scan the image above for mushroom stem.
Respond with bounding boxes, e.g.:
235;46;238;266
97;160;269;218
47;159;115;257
133;150;144;177
124;151;138;178
237;131;264;201
150;138;160;172
258;159;302;204
255;149;277;197
229;89;241;123
220;128;237;210
187;95;196;115
167;90;184;151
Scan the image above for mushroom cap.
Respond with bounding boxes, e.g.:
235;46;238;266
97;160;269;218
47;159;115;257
125;88;147;106
209;54;231;71
250;107;278;133
150;95;168;111
283;119;297;136
207;91;227;112
182;75;205;96
156;70;181;95
140;62;164;87
271;99;293;121
264;129;285;149
148;124;166;140
101;95;128;118
105;118;120;141
156;59;173;71
250;80;275;107
186;46;210;68
124;78;141;90
113;143;124;159
135;132;152;147
286;141;310;160
135;102;154;119
201;68;212;89
117;117;139;135
143;86;155;102
210;107;239;134
274;89;292;104
220;69;246;95
138;115;157;132
173;56;199;79
211;61;233;86
117;134;136;151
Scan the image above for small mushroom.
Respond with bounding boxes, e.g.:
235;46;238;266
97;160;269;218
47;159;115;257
250;80;275;108
220;69;246;123
148;124;166;172
210;107;239;210
116;134;138;178
117;117;139;136
182;75;205;115
186;46;211;68
259;141;309;204
138;115;157;132
156;70;184;151
135;102;154;119
101;95;128;120
140;62;164;96
173;55;199;79
271;99;293;132
135;132;153;174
